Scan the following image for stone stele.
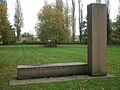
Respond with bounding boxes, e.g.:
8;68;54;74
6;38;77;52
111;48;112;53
87;3;107;76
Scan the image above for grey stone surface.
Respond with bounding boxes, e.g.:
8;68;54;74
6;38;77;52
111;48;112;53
10;74;114;86
87;4;107;76
18;62;86;68
17;62;88;80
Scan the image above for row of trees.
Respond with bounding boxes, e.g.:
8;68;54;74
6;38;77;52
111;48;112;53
72;0;120;45
14;0;24;42
109;0;120;45
0;0;23;45
35;0;85;46
36;0;120;46
96;0;120;44
0;0;119;45
109;15;120;45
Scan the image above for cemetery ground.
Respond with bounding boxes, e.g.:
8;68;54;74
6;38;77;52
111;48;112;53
0;45;120;90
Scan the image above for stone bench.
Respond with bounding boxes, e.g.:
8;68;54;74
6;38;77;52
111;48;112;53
17;62;88;80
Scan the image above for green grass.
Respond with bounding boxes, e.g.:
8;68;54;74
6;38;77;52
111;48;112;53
0;45;120;90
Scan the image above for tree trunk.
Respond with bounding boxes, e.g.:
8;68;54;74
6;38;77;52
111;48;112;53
105;0;111;44
96;0;102;3
118;0;120;16
72;0;75;43
45;40;57;47
78;0;83;44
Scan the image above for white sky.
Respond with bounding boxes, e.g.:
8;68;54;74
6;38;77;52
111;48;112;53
7;0;119;35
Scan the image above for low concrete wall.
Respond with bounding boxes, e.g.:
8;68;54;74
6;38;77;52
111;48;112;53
17;62;88;80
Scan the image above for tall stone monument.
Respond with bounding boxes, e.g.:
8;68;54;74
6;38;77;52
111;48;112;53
87;4;107;76
16;4;108;80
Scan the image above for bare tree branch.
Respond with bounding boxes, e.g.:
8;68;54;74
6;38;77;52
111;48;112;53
96;0;102;3
72;0;76;43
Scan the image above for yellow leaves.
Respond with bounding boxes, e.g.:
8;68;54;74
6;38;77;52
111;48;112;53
0;5;7;25
0;4;14;44
101;87;105;90
36;2;71;43
110;64;120;69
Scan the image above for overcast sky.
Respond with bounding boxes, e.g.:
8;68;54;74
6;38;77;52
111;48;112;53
7;0;119;35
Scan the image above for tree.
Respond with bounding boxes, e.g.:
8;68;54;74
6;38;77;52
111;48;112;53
118;0;120;15
56;0;63;12
65;0;69;31
109;1;120;45
105;0;112;44
14;0;24;42
105;0;110;14
96;0;102;3
72;0;76;43
81;20;87;44
109;16;120;45
0;0;7;5
56;0;68;44
0;1;14;45
36;3;71;47
44;0;48;4
78;0;83;43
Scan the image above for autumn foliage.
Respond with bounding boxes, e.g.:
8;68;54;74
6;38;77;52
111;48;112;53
36;2;71;47
0;4;14;45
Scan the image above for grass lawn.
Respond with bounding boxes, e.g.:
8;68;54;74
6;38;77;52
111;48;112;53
0;45;120;90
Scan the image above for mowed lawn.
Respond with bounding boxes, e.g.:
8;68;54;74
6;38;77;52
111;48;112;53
0;45;120;90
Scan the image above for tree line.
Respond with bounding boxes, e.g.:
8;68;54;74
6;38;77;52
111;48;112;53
35;0;71;47
36;0;120;46
0;0;120;45
96;0;120;44
0;0;23;45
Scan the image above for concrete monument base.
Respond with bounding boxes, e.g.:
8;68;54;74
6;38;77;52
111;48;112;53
11;3;109;86
17;62;88;80
10;74;114;86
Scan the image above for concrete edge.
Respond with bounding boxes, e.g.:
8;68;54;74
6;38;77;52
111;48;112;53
18;62;87;68
10;74;114;86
